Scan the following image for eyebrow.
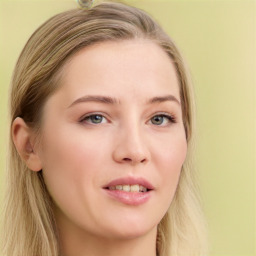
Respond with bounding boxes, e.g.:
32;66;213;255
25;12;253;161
68;94;180;108
68;95;119;108
148;95;180;105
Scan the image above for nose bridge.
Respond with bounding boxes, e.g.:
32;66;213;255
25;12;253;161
112;116;150;164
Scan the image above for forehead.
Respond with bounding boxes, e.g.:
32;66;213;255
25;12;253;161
54;39;180;104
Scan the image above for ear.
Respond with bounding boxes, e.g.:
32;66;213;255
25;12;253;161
12;117;42;172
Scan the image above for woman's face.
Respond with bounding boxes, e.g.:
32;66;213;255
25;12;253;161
38;39;187;240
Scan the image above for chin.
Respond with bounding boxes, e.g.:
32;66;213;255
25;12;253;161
100;216;158;240
104;228;156;241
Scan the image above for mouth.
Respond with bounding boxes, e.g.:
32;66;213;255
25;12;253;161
103;176;154;192
102;177;154;205
105;184;151;193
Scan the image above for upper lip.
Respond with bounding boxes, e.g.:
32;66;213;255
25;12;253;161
103;176;155;190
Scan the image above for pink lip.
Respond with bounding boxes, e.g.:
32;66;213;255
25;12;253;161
103;176;154;190
102;176;154;206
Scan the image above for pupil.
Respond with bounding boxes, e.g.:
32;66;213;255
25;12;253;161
152;116;163;125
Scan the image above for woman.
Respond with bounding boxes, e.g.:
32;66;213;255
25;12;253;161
2;1;207;255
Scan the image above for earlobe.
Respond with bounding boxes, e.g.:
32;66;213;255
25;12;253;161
12;117;42;172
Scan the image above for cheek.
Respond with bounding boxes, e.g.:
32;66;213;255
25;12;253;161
39;129;105;207
41;126;103;171
153;132;187;197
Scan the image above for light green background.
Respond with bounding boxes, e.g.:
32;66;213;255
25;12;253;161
0;0;255;255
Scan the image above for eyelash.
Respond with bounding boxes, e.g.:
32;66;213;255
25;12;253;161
149;113;176;126
79;112;177;126
79;113;108;124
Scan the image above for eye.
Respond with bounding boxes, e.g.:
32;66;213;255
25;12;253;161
150;114;176;126
80;114;107;124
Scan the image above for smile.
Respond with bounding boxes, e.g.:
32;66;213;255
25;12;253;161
103;177;154;205
108;184;148;192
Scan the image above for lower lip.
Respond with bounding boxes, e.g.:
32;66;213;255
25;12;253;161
103;189;152;206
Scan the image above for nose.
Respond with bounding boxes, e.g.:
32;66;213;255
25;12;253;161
112;124;150;165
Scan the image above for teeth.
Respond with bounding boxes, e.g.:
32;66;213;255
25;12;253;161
130;184;139;192
123;185;130;192
108;184;148;192
116;185;122;190
140;185;147;192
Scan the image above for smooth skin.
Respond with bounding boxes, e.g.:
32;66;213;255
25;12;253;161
12;39;187;256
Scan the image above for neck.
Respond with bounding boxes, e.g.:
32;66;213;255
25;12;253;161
60;233;157;256
59;227;158;256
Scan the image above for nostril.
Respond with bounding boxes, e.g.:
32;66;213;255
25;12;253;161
122;157;147;164
123;158;132;162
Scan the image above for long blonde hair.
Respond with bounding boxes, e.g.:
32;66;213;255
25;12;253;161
2;2;207;255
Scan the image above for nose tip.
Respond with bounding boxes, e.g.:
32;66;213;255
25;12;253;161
112;130;150;165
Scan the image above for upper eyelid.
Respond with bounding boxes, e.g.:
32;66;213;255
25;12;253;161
152;111;172;116
149;111;176;119
79;112;109;122
79;111;174;116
